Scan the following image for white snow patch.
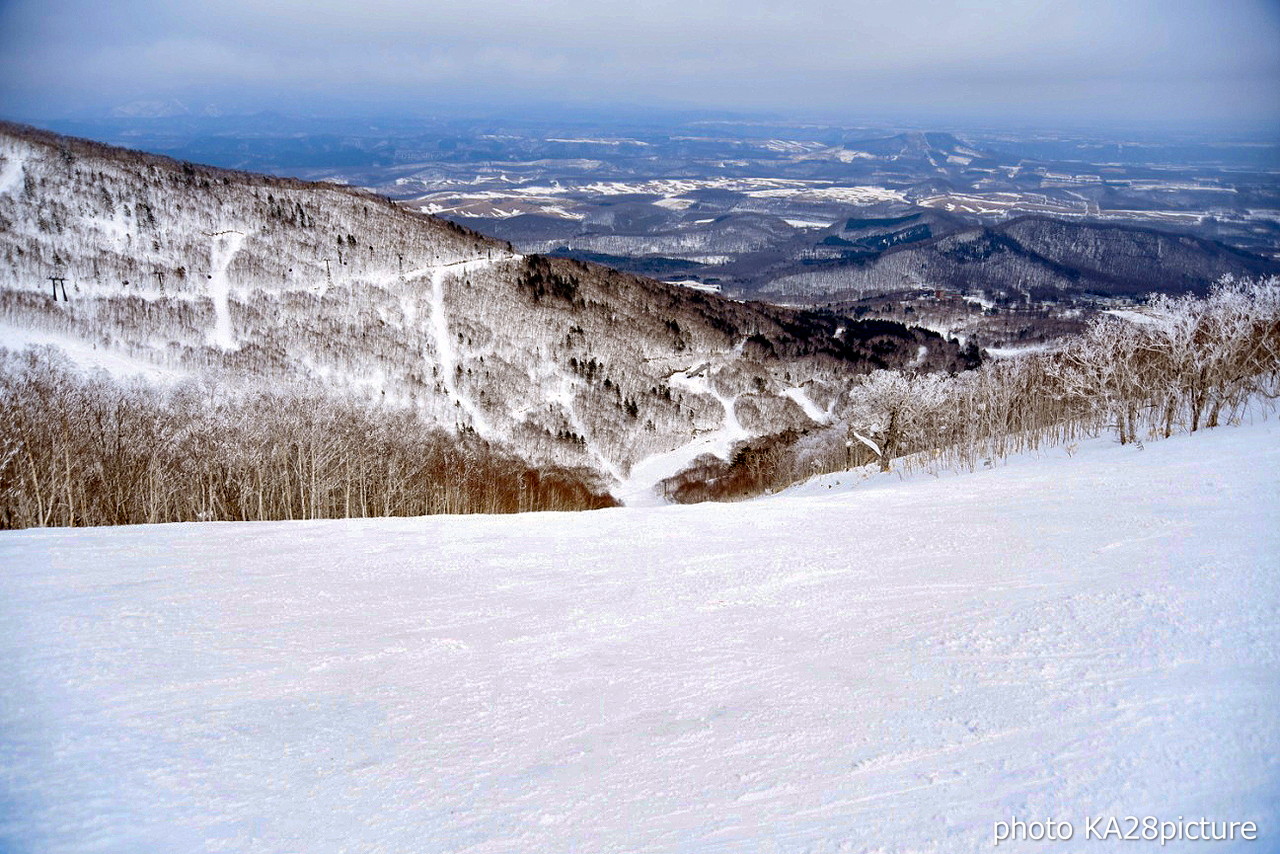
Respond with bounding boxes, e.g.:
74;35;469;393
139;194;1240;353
985;342;1057;359
546;371;623;482
746;185;906;204
1104;309;1160;326
851;430;881;457
814;148;876;162
782;218;834;229
664;279;721;293
429;262;483;433
545;137;651;146
84;210;133;243
424;254;520;436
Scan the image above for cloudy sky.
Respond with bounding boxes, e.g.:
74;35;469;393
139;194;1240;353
1;0;1277;127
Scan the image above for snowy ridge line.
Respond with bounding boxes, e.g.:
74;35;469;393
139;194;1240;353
1;122;971;492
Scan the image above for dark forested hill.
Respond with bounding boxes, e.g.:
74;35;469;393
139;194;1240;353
761;215;1280;300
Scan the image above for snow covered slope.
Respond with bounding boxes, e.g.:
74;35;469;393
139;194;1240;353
0;122;970;500
1;421;1276;853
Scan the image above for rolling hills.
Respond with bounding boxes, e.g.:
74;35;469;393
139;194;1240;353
762;215;1280;300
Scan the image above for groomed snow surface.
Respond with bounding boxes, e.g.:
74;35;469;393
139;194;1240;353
2;421;1278;853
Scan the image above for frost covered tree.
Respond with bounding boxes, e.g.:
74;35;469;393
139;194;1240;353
845;370;949;471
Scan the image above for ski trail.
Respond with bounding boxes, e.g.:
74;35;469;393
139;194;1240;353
207;230;245;350
616;368;749;506
783;386;831;424
426;253;521;436
548;372;624;482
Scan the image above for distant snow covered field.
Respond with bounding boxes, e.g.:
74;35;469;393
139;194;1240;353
1;420;1278;853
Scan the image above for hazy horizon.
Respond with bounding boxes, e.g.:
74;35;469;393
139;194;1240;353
2;0;1278;134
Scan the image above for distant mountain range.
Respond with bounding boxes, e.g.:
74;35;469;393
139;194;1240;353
37;113;1278;303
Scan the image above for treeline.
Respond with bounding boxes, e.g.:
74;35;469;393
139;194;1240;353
0;348;615;529
664;277;1280;502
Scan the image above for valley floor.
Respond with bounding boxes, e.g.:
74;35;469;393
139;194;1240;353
1;421;1278;852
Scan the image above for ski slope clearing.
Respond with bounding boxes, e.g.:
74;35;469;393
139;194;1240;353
0;323;183;382
615;367;749;506
206;230;245;350
1;422;1277;853
425;254;518;437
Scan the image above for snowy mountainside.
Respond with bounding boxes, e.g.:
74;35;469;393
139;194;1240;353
1;418;1275;852
0;122;969;499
